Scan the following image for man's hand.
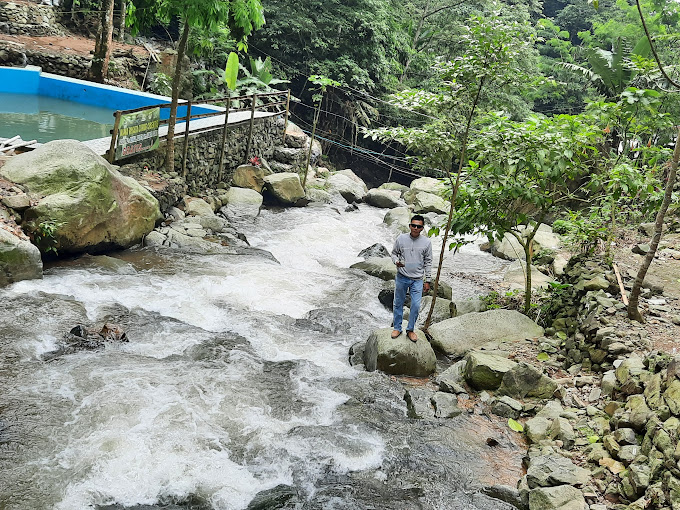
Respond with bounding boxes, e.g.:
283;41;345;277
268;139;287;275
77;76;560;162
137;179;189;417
424;282;431;294
396;261;405;267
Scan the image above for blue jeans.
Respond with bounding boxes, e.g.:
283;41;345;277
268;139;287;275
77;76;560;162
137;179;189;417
393;273;424;332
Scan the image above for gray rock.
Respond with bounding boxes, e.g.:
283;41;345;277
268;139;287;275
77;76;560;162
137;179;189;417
409;176;446;195
481;485;525;510
412;191;448;215
378;182;409;193
350;257;397;281
404;388;436;419
143;230;166;247
365;188;404;209
464;351;518;390
632;243;650;255
432;391;462;418
601;371;617;397
1;193;30;211
183;197;215;217
498;362;558;399
504;260;554;290
429;309;544;358
263;173;306;206
528;485;585;510
548;417;575;449
525;417;552;443
526;455;590;488
231;164;272;193
415;295;454;328
492;396;523;419
383;207;412;233
364;327;436;377
246;484;299;510
327;173;366;203
358;243;390;259
0;228;42;286
221;187;263;219
492;232;525;260
436;360;467;393
452;298;486;316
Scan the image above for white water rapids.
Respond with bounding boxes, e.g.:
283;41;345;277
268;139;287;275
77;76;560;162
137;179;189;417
0;201;517;510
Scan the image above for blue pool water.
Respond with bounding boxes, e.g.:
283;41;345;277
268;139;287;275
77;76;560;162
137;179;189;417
0;93;114;143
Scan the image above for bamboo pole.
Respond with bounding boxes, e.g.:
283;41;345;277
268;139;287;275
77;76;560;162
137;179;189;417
281;89;291;144
302;99;321;189
108;110;122;163
182;101;192;178
613;262;629;305
218;97;231;182
245;93;258;160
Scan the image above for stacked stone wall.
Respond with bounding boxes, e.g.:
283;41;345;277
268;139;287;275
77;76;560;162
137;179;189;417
0;1;63;36
120;116;284;211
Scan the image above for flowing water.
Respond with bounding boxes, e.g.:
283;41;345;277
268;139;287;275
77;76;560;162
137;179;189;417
0;201;519;510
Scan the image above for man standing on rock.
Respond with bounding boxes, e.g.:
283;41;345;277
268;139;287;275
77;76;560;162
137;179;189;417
391;215;432;342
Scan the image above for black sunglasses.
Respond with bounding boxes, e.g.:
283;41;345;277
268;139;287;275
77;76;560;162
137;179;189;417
409;223;424;229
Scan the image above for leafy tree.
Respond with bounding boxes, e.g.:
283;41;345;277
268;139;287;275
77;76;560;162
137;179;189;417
128;0;264;172
449;113;601;313
367;6;539;328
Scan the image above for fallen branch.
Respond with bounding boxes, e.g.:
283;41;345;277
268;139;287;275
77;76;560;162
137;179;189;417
612;262;628;306
0;140;37;153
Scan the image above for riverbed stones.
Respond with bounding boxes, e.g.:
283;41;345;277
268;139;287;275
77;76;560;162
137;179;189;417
428;309;544;357
463;351;518;390
358;243;390;259
498;362;558;399
404;388;436;419
327;173;366;203
263;172;306;205
0;228;42;286
431;391;462;418
221;187;263;219
0;140;161;255
504;260;555;290
183;197;215;216
409;176;446;195
383;206;411;232
231;164;272;193
528;485;586;510
412;191;448;215
364;327;436;377
365;188;403;209
527;454;590;488
350;257;396;281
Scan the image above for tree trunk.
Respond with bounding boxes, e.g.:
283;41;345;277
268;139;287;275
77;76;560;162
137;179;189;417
424;77;485;332
165;20;190;173
117;0;126;42
88;0;115;82
627;129;680;321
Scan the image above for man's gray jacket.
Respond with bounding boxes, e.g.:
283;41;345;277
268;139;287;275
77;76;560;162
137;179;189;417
391;233;432;281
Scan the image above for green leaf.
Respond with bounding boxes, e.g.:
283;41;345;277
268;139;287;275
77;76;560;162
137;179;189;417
224;52;239;91
537;352;550;362
508;418;524;433
588;435;600;444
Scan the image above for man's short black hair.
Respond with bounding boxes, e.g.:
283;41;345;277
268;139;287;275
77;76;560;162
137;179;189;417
411;214;425;224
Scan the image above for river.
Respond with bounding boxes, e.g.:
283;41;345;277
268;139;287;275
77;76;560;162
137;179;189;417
0;200;521;509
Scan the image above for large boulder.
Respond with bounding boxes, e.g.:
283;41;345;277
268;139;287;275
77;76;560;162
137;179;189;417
0;140;161;255
410;176;446;195
0;228;42;286
336;169;368;192
263;173;306;206
428;309;545;357
350;257;396;281
221;187;262;219
183;197;215;217
528;485;586;510
464;351;518;390
492;224;563;261
383;207;411;233
232;164;272;193
498;362;558;399
327;173;366;203
411;295;454;328
503;260;555;290
365;188;403;209
379;182;409;193
364;327;436;377
413;191;448;215
527;455;590;488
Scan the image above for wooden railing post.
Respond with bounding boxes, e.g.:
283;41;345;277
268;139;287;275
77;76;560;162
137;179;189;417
108;110;122;163
181;100;192;179
245;93;257;160
281;89;291;144
218;96;231;182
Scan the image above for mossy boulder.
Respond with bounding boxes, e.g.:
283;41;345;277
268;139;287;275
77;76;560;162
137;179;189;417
263;172;306;206
464;350;518;390
0;140;161;255
0;228;42;286
364;327;436;377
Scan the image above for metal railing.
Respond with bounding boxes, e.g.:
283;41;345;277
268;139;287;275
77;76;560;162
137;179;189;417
108;89;291;179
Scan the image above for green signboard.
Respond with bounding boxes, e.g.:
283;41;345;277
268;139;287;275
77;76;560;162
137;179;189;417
114;107;160;160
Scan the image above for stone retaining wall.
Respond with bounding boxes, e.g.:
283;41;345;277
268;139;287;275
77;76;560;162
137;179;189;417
120;116;284;211
0;1;63;36
0;41;90;77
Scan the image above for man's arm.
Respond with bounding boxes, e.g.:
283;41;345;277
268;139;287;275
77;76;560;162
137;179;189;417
391;236;402;265
423;242;433;281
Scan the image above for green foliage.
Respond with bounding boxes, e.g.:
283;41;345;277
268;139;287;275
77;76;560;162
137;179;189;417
508;418;524;433
31;220;63;255
150;72;173;96
224;52;239;90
